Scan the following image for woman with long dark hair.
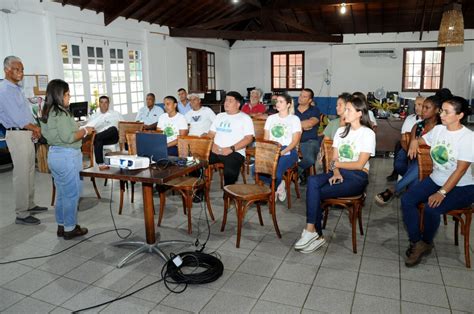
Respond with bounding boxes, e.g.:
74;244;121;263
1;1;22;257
295;96;376;253
40;79;93;239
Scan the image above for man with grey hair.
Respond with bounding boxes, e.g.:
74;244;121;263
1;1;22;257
241;88;266;117
0;56;48;225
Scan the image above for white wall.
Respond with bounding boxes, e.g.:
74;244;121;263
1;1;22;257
230;31;474;99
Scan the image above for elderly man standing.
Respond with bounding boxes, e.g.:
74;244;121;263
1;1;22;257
136;93;163;130
241;88;266;117
185;93;216;137
177;88;192;115
208;91;254;186
0;56;47;225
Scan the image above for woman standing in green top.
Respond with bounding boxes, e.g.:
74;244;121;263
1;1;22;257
40;79;94;240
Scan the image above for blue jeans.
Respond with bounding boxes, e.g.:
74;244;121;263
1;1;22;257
401;177;474;244
259;148;298;188
306;169;368;235
48;146;83;232
394;148;408;176
395;161;419;194
298;139;320;174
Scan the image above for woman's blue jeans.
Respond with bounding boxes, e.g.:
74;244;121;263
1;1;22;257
257;147;298;188
306;169;368;236
401;177;474;244
395;161;419;194
48;146;83;232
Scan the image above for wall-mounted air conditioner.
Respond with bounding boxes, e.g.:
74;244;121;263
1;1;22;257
358;48;396;59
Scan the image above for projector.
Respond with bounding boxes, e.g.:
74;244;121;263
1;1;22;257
105;155;150;170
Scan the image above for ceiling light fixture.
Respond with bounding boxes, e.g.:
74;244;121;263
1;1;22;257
438;2;464;47
232;0;240;4
340;3;347;14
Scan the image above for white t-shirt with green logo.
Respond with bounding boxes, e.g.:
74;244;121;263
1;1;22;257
333;126;376;170
157;112;188;143
209;112;254;156
423;125;473;187
264;114;301;153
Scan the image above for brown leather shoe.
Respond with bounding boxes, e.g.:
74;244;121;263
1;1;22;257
57;226;64;237
405;241;433;267
63;225;88;240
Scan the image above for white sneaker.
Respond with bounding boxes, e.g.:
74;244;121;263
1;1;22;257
277;181;286;202
294;229;319;250
299;235;326;254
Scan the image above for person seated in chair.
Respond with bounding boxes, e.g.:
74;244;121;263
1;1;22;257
295;96;375;254
135;93;164;130
185;93;216;137
401;96;473;267
208;91;254;186
87;95;123;170
157;96;188;156
177;88;191;115
241;88;266;118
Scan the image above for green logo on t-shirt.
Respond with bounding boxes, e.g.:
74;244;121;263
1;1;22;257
431;145;449;165
164;126;175;137
339;144;354;159
271;124;285;138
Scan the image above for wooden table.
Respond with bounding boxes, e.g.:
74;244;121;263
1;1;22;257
375;118;404;153
80;160;207;267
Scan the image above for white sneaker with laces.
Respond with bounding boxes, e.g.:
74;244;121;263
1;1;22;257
299;235;326;254
294;229;319;250
277;181;286;202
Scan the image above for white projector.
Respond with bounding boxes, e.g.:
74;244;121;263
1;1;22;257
105;155;150;170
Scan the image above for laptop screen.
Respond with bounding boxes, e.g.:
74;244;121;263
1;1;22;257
136;133;168;163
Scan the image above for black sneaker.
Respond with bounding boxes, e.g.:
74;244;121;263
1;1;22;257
57;225;64;237
15;216;41;225
27;206;48;214
386;172;398;182
63;225;88;240
374;189;394;206
299;174;307;186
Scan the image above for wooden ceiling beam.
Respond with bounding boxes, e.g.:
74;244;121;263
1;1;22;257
190;12;260;29
350;4;356;34
396;0;401;33
157;2;190;26
269;11;324;35
175;1;211;28
412;0;420;33
136;1;165;22
169;28;343;42
365;0;369;34
427;0;435;32
381;0;384;34
79;0;93;10
104;0;136;26
123;0;148;19
419;0;427;40
242;0;262;8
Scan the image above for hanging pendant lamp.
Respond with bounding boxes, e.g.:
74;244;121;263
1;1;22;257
438;2;464;47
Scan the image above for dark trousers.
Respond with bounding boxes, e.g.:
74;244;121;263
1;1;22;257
306;169;368;236
401;177;474;244
394;146;409;177
93;127;119;164
209;152;245;186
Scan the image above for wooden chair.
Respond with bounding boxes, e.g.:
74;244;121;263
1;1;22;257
320;138;366;254
221;140;282;248
282;162;301;209
157;136;215;234
400;132;411;149
210;160;247;189
245;118;266;175
417;145;473;268
51;131;101;206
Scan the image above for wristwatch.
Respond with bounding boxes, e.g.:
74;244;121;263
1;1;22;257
437;189;447;198
230;145;236;153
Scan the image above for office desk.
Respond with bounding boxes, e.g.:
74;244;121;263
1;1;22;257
80;160;207;267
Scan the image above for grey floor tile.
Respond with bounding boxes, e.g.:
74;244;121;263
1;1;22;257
100;296;156;313
400;263;443;284
50;306;73;314
160;285;216;312
31;277;88;306
2;269;59;295
150;304;193;313
236;254;282;277
284;247;325;267
352;293;400;313
401;301;451;313
446;286;474;312
0;263;32;286
0;287;25;311
201;291;256;313
360;256;400;278
304;286;353;313
92;267;146;293
260;278;311;307
274;261;318;284
64;260;114;284
220;272;270;298
2;296;55;313
441;266;474;289
314;266;358;292
321;251;362;271
38;253;89;276
203;269;233;291
122;275;169;304
213;249;248;271
356;273;400;300
251;300;301;313
61;286;120;313
401;279;449;308
252;240;292;260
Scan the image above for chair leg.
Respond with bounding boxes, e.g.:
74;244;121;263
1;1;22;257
91;178;101;199
240;166;247;184
104;178;108;186
294;172;301;199
131;182;135;203
322;206;329;229
185;191;193;234
236;200;244;248
51;178;56;206
463;213;471;268
221;194;229;232
256;202;264;226
269;198;281;238
357;202;364;235
157;190;166;227
349;207;357;254
443;214;448;225
246;154;250;175
219;168;224;189
118;180;125;215
454;218;459;246
204;186;215;221
285;175;292;209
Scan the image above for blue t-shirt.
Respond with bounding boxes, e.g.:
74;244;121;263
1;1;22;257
295;104;320;142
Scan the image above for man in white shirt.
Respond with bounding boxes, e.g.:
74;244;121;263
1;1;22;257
177;88;191;115
135;93;164;130
87;95;123;169
208;91;254;186
185;93;216;136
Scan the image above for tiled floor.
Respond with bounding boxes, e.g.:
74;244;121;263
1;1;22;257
0;157;473;313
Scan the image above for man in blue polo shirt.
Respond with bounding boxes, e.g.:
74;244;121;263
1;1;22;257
135;92;164;130
295;88;320;185
0;56;48;225
177;88;191;115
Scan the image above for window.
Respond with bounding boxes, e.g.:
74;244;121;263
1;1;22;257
271;51;304;91
402;48;445;92
87;46;107;107
187;48;216;93
61;44;84;103
110;48;127;114
129;50;144;113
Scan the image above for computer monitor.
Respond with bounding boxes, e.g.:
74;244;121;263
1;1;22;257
69;101;89;121
136;133;168;163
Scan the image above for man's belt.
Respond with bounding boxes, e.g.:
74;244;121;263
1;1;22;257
6;127;27;131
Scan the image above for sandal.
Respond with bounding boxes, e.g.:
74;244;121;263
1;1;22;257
374;189;394;205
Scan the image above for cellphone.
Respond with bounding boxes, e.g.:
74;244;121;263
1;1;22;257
333;179;342;185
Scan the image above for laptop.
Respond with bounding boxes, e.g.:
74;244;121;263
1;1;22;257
136;133;169;164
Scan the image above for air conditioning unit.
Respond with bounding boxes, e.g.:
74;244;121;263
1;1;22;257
358;48;397;58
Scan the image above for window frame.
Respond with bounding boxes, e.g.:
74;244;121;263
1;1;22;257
271;51;305;92
402;47;445;92
187;47;216;93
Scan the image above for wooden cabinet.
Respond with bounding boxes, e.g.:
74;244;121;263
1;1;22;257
375;118;404;153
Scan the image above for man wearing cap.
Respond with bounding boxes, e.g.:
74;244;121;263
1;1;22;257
177;88;192;115
136;92;164;130
0;56;48;225
208;91;254;186
185;93;216;137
